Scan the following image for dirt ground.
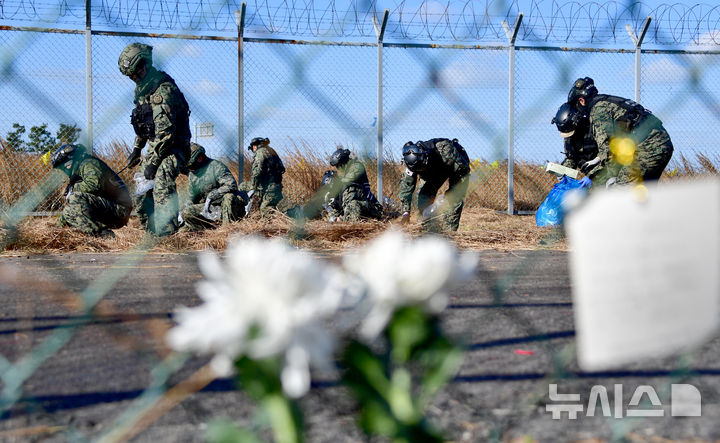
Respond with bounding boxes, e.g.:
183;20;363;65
1;207;566;255
0;249;718;443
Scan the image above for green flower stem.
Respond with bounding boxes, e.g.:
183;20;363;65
262;393;303;443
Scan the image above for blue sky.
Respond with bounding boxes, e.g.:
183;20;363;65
1;0;719;171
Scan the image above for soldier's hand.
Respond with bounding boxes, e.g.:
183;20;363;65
207;190;222;203
580;157;600;174
400;212;410;224
126;148;142;169
144;163;158;180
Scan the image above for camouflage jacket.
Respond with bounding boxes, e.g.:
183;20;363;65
186;159;238;205
586;94;663;175
398;138;470;213
69;156;132;208
249;145;285;192
132;67;192;168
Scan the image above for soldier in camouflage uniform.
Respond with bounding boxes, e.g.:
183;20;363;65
119;42;192;236
398;138;471;232
50;144;132;238
552;102;599;171
180;143;246;231
241;137;284;216
561;77;673;186
324;148;382;222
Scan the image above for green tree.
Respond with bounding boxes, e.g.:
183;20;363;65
27;124;56;153
5;123;26;151
57;123;81;145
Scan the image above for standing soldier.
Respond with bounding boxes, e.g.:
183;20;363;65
398;138;471;232
242;137;285;216
325;147;382;222
180;143;246;231
47;144;132;238
559;77;674;186
118;42;192;236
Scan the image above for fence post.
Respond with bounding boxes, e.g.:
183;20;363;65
627;17;651;103
85;0;93;151
236;3;246;182
503;13;522;215
373;9;389;205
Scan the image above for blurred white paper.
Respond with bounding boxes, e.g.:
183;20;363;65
566;179;720;370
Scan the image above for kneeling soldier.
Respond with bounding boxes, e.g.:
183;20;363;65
49;144;132;238
325;147;383;222
180;143;245;231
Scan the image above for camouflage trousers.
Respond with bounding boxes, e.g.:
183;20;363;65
417;172;470;232
135;154;183;236
254;183;283;216
180;194;245;231
329;186;383;222
595;129;674;186
59;191;131;235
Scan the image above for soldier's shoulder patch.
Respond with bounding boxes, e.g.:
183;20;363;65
405;168;415;177
151;93;164;104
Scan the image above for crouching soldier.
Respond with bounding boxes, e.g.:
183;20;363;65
48;144;132;238
324;147;382;222
241;137;284;216
180;143;246;231
399;138;470;232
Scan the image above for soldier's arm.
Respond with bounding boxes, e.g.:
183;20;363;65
250;150;267;190
561;140;578;169
213;162;239;196
589;102;624;165
72;161;102;194
397;170;417;213
148;83;180;166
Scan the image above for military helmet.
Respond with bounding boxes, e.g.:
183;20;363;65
329;148;351;167
248;137;269;151
567;77;598;106
50;144;84;172
187;143;206;169
402;142;429;173
551;102;588;138
321;170;337;186
118;43;153;76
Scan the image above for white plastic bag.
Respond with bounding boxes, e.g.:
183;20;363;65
133;172;154;196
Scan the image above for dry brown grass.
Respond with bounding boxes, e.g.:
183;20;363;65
1;206;564;255
2;138;717;254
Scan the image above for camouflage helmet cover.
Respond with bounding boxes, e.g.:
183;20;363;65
118;43;153;76
187;142;206;168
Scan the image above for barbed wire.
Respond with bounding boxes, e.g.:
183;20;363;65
2;1;720;45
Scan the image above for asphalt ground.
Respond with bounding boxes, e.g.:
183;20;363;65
0;251;719;442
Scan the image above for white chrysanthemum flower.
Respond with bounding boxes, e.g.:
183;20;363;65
343;229;478;339
166;235;344;398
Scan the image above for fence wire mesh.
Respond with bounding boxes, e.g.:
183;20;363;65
1;0;720;441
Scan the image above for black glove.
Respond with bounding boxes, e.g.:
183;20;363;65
144;163;158;180
126;148;142;169
580;157;601;174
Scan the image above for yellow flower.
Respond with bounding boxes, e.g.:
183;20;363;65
609;137;636;166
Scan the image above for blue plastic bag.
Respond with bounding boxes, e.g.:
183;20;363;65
536;176;591;226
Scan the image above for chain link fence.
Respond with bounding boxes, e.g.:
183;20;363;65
1;21;719;212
